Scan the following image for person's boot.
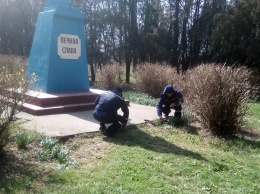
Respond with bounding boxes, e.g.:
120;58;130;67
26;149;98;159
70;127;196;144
173;111;185;126
118;123;127;133
164;114;169;122
99;124;107;133
174;112;182;119
105;123;121;137
99;125;106;133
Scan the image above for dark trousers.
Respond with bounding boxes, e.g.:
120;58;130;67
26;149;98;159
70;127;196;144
93;111;126;136
162;105;182;118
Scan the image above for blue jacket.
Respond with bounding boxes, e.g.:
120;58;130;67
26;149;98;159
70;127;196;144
156;85;184;116
94;90;129;119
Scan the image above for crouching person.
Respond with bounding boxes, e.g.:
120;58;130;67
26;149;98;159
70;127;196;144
156;84;184;121
93;87;129;137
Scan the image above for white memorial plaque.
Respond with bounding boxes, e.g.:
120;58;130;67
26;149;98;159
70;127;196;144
58;34;81;59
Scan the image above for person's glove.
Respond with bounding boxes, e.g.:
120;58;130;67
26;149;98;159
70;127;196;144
171;100;182;107
170;103;175;108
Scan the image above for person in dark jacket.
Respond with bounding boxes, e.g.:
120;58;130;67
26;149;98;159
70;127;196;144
156;85;184;121
93;87;129;136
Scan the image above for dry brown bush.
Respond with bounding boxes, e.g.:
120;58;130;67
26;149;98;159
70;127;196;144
95;63;123;90
181;63;258;137
134;63;181;97
0;55;36;152
250;68;260;95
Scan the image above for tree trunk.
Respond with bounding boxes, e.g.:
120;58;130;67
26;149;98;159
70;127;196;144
130;0;138;72
181;0;192;72
171;0;180;73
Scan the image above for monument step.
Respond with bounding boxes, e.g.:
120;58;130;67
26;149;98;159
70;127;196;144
21;102;95;116
19;89;129;115
25;90;98;107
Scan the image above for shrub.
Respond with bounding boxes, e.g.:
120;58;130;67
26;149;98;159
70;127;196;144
182;64;258;137
95;63;123;90
134;63;181;98
0;54;36;153
250;68;260;96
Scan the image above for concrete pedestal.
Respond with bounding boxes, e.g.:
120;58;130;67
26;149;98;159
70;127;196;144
27;0;89;93
25;0;92;115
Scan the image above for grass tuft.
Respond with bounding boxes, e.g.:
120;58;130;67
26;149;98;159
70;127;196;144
16;132;30;149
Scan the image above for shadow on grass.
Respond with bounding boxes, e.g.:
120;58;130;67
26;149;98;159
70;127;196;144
226;134;260;151
103;125;207;161
0;152;48;193
181;124;200;135
238;127;260;139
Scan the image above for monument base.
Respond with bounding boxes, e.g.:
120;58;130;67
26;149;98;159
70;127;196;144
20;89;130;115
20;90;98;115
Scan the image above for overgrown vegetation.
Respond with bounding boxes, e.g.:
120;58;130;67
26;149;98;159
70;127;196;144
134;63;181;98
181;64;258;137
95;63;123;90
0;55;35;153
95;62;258;138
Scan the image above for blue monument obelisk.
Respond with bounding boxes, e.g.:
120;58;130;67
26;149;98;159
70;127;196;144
27;0;89;93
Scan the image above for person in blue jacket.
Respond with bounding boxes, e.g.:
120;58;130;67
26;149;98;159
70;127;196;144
156;85;184;121
93;87;129;137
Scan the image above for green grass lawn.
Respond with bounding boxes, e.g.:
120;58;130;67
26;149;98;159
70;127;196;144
245;102;260;128
0;98;260;193
123;90;158;106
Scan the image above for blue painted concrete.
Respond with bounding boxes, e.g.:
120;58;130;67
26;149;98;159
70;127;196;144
27;0;89;93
